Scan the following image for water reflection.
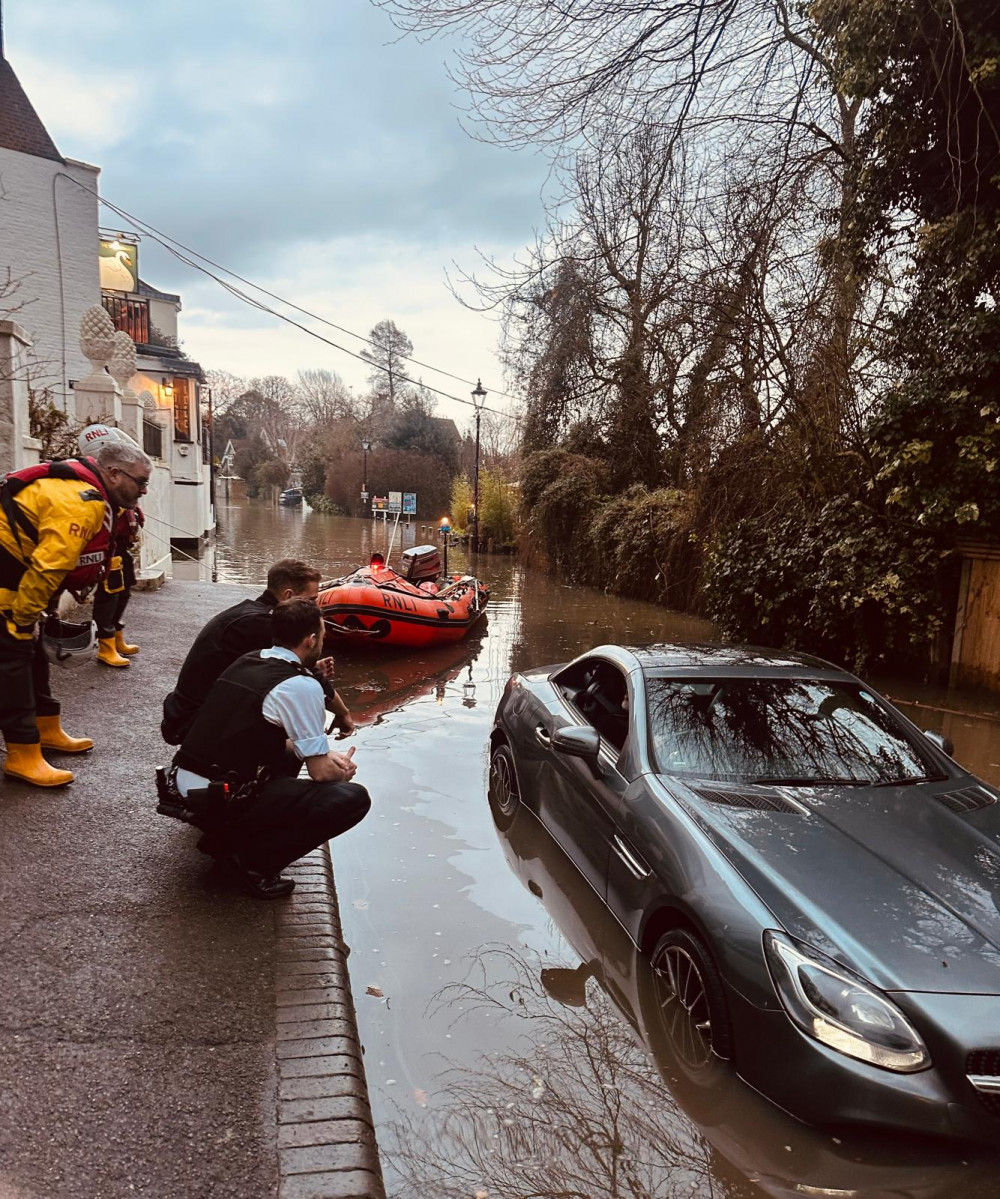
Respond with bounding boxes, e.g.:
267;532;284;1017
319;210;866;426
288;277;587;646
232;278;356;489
383;807;1000;1198
334;627;489;728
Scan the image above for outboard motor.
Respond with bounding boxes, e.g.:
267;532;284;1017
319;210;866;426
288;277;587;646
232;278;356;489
401;544;441;583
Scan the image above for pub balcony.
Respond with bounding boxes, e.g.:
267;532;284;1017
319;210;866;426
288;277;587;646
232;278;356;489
101;293;150;345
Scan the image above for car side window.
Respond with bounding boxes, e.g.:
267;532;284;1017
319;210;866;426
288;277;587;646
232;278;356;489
555;659;630;754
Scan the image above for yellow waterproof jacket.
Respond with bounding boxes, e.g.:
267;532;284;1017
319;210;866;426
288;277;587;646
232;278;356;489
0;475;109;629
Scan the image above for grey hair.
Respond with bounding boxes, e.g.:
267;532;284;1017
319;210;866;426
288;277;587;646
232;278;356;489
92;439;152;473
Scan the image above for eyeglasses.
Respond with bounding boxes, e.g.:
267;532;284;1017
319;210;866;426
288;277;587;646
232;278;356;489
118;469;150;493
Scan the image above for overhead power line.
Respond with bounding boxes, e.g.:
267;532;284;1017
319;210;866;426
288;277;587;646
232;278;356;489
69;177;521;421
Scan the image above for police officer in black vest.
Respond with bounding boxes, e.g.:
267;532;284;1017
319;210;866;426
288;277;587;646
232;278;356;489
172;598;369;898
161;558;353;745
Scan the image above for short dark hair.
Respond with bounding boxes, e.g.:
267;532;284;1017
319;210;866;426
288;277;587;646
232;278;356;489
267;558;322;595
271;597;322;649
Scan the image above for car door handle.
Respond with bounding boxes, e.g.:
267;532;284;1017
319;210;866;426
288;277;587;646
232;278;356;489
613;834;650;880
535;725;552;748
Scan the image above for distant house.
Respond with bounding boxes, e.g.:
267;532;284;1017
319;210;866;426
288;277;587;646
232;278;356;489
431;416;461;444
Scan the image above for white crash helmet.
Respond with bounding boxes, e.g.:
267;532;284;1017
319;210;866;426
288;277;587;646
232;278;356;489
41;616;97;668
77;424;139;455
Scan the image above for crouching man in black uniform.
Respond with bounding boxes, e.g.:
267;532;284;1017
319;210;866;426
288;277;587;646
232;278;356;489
170;598;370;898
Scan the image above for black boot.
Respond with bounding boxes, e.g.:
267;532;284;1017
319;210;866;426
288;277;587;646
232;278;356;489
223;852;295;899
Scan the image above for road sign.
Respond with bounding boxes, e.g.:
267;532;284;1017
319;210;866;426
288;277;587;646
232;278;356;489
360;490;369;501
388;491;402;513
403;492;417;515
373;496;388;511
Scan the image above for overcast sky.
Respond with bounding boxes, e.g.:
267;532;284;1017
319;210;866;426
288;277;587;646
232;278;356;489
8;0;546;427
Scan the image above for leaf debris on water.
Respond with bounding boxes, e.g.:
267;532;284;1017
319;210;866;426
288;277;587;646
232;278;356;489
366;985;384;998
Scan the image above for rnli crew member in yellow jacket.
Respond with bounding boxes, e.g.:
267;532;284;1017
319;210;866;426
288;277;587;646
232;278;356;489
0;439;152;787
78;423;144;668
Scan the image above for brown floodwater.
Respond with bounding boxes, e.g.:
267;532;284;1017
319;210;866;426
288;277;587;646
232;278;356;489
190;497;1000;1197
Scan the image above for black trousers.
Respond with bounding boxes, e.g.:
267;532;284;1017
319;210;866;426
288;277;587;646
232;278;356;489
227;777;371;876
93;552;136;639
0;622;59;744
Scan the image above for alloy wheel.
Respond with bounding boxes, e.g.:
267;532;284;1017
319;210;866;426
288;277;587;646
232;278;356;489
653;944;715;1069
490;749;519;817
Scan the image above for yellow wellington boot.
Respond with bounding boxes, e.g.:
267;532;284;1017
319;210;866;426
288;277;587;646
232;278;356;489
115;629;139;656
4;742;73;787
37;714;93;754
97;636;130;667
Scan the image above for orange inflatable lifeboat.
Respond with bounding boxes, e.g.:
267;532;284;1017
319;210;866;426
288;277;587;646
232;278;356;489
317;545;489;648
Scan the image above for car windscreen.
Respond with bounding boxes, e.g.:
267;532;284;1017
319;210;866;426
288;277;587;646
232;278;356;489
646;677;943;785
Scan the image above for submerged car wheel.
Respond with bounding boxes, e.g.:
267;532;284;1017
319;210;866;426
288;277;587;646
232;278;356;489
489;743;521;831
650;928;733;1069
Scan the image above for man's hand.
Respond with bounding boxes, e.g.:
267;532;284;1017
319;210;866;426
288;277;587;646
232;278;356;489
307;745;357;783
333;711;356;736
330;746;357;781
314;656;336;681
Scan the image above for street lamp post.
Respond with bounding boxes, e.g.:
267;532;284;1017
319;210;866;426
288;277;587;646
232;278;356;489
439;517;451;576
471;378;487;552
361;438;371;516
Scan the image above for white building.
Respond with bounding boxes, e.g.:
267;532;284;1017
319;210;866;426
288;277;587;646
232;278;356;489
106;277;213;543
0;36;213;548
0;48;100;406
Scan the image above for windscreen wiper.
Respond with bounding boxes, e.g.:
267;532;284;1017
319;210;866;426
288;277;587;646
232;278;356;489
754;776;868;787
869;774;945;788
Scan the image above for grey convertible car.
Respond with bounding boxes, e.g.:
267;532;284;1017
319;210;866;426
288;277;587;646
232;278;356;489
489;642;1000;1142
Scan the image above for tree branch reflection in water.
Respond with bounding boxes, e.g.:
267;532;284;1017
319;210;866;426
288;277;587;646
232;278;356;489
383;945;755;1199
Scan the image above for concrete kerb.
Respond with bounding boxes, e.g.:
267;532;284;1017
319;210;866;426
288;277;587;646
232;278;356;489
276;843;387;1199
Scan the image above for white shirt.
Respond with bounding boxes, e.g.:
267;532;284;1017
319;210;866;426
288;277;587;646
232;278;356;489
176;647;328;796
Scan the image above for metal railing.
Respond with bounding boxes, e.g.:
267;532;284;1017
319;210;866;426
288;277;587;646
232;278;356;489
102;294;150;344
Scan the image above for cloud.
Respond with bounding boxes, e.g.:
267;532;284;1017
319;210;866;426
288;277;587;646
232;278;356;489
7;0;546;407
173;232;513;428
13;51;146;153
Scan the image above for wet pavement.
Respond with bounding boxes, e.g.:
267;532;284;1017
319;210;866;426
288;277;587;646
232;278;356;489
0;581;281;1198
200;498;1000;1197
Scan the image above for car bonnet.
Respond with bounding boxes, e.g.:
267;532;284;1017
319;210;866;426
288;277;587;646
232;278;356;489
669;777;1000;994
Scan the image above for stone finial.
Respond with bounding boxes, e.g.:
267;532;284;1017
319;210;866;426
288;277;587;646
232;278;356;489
79;305;116;371
108;331;137;393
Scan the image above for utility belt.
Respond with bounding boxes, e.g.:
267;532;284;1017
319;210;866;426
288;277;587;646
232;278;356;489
155;763;269;828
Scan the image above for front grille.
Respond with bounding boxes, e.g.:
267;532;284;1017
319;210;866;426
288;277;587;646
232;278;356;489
691;786;801;814
935;786;997;814
966;1051;1000;1114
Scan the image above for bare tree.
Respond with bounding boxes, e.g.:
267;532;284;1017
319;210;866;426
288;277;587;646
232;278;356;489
359;319;414;405
204;369;248;415
297;368;358;426
376;0;849;163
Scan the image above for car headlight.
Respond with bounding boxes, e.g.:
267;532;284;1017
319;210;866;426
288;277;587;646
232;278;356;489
763;931;930;1073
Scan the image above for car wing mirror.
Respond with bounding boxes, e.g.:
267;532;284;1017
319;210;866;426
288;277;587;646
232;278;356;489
552;726;603;776
552;725;601;758
924;729;955;757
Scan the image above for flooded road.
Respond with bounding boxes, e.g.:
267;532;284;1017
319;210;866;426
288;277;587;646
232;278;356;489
200;497;1000;1197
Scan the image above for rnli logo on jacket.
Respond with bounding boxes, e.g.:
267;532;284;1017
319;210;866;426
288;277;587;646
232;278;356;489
77;551;105;566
